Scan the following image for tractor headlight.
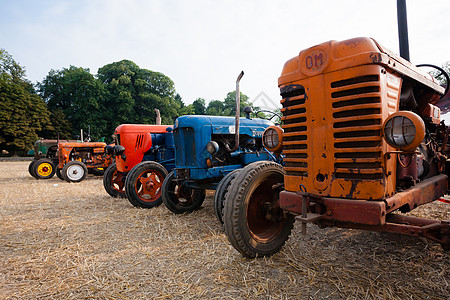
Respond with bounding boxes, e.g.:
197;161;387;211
206;141;219;154
382;111;425;151
263;126;283;152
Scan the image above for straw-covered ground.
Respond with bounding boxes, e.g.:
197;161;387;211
0;161;449;299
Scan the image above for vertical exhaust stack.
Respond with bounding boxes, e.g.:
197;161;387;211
225;71;244;152
397;0;410;61
155;109;161;125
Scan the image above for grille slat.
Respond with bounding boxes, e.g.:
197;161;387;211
330;74;384;182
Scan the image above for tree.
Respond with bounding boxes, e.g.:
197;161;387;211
431;61;450;87
206;100;225;116
98;60;183;130
193;98;206;115
205;91;256;117
0;49;53;154
38;66;106;140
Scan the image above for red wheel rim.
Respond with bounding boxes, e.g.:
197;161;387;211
111;170;125;193
135;170;164;202
246;178;285;242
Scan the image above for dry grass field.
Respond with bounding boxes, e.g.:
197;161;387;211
1;161;449;299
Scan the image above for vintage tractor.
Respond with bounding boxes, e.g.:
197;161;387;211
56;141;113;182
28;138;76;179
222;37;450;258
103;123;175;208
161;72;281;223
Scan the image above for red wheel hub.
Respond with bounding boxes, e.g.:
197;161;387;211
136;171;163;202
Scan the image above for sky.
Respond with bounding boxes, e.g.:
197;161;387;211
1;0;449;110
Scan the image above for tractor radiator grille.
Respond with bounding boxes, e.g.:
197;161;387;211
331;74;384;180
280;85;308;177
135;134;145;150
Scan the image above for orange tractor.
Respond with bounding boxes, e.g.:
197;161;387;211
222;36;450;257
28;137;114;183
57;141;113;182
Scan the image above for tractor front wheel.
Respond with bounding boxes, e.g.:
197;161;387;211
162;171;206;214
103;163;126;198
125;161;168;208
223;162;294;258
214;169;241;224
62;161;88;183
33;158;56;179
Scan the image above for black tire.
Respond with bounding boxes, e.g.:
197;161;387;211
90;168;105;176
214;169;241;224
103;163;126;198
62;161;88;183
223;161;294;258
28;160;38;178
33;158;56;179
162;171;206;214
125;161;168;208
56;168;64;180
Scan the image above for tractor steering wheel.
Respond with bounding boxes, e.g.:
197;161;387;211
416;64;449;98
255;110;282;123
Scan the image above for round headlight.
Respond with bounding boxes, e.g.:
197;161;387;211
383;111;425;151
206;141;219;154
263;126;283;152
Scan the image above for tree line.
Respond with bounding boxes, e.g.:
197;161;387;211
0;49;257;154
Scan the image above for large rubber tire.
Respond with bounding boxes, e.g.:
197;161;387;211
62;161;88;183
90;168;105;176
33;158;56;179
214;169;241;224
28;160;38;178
125;161;168;208
223;161;294;258
162;171;206;214
56;168;64;180
103;163;126;198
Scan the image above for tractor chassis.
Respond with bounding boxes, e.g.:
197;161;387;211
279;174;450;250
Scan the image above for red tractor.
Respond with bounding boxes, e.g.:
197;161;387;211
103;123;175;208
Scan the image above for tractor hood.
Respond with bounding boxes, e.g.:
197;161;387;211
174;115;273;137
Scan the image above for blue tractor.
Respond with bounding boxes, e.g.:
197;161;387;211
161;72;281;223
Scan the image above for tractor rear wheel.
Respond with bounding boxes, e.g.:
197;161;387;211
162;171;206;214
125;161;168;208
103;163;126;198
62;161;88;183
33;158;56;179
56;168;64;180
90;168;105;176
223;162;294;258
214;169;241;224
28;160;38;178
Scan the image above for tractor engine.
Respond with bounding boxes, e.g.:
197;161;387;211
172;114;273;185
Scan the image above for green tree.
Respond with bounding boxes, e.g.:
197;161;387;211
431;62;450;87
0;49;53;154
98;60;182;129
193;98;206;115
206;100;225;115
205;91;256;117
223;91;254;117
38;66;106;140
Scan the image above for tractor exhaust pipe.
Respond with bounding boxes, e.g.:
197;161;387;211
397;0;410;61
154;108;161;125
225;71;244;152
